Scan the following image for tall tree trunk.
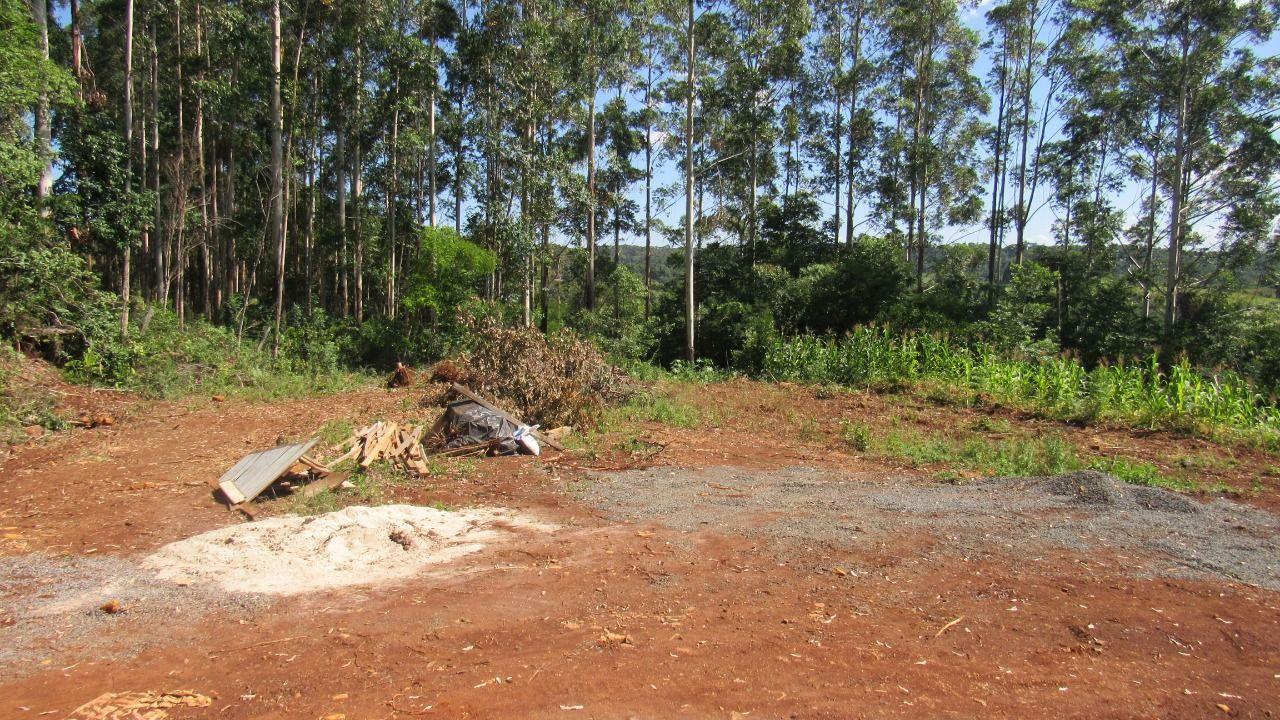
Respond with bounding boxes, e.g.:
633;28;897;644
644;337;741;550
151;26;165;305
683;0;696;363
1013;0;1038;266
831;10;842;246
70;0;82;96
428;28;439;228
174;0;187;328
387;75;400;319
195;0;211;318
1164;34;1190;338
31;0;52;209
121;0;134;335
305;75;319;314
585;81;597;311
644;33;654;317
844;0;862;247
1142;112;1164;320
270;0;285;354
354;138;364;323
336;115;348;316
987;47;1009;304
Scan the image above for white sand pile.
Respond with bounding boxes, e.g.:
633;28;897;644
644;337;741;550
142;505;554;595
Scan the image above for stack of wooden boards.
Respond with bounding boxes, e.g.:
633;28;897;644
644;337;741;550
326;421;431;476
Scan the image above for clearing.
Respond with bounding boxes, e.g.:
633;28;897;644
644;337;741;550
2;378;1279;718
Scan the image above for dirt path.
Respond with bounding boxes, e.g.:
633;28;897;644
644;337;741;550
2;383;1279;719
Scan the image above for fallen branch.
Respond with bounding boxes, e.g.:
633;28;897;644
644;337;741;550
934;616;965;638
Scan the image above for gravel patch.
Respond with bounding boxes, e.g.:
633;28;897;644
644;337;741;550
580;466;1280;589
0;552;269;677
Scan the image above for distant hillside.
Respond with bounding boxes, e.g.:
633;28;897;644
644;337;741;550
614;244;680;286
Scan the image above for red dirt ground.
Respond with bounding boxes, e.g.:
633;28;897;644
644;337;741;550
2;380;1278;719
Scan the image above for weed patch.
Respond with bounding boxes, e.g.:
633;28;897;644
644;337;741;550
605;392;700;429
853;423;1196;490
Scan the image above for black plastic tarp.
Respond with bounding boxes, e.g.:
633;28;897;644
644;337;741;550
442;400;521;452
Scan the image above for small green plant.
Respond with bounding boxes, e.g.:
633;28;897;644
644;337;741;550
669;359;732;383
840;421;872;452
315;419;355;447
287;488;341;516
616;436;653;453
606;392;700;429
796;417;824;442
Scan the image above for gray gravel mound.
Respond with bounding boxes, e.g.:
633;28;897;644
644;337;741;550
1037;470;1128;506
579;466;1280;589
1130;485;1200;514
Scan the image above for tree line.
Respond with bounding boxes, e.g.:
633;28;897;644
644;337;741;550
2;0;1278;372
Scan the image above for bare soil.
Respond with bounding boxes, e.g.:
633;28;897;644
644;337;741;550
2;378;1279;719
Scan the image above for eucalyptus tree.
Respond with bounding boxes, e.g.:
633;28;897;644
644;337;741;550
569;0;642;311
683;0;696;361
716;0;810;261
1007;0;1058;266
883;0;988;288
982;1;1018;298
1087;0;1280;336
636;0;680;315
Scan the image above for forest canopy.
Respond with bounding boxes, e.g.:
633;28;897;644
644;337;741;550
2;0;1280;395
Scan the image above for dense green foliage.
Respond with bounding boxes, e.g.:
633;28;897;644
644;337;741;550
766;327;1280;443
1;0;1278;448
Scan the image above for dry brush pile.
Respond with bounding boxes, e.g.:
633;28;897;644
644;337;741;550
432;318;626;429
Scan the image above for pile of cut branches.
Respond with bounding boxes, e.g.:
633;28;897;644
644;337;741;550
439;318;626;428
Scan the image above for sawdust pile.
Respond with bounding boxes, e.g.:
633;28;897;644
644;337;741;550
143;505;554;595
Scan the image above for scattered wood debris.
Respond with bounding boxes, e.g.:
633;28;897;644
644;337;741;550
67;690;211;720
75;412;115;428
210;385;569;516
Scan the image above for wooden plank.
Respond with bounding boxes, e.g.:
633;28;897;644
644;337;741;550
300;470;350;498
298;455;332;475
218;439;319;506
448;384;564;451
360;422;399;467
219;480;247;505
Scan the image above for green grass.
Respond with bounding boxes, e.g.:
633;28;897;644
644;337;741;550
604;392;701;429
1088;456;1193;491
847;422;1202;491
65;308;376;401
283;460;411;515
840;421;872;451
315;419;355;447
763;328;1280;450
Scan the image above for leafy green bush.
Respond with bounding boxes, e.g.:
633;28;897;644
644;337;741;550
64;308;369;399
